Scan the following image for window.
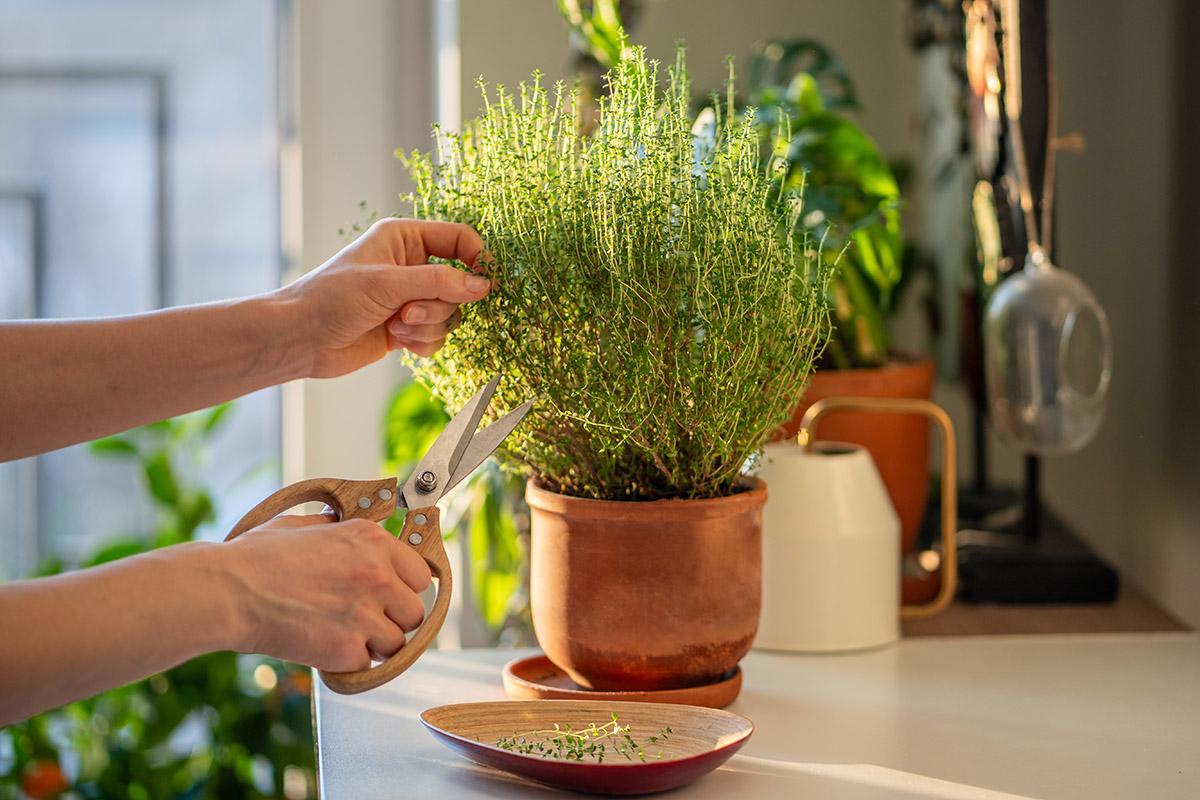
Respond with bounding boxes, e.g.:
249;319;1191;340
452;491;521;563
0;0;287;576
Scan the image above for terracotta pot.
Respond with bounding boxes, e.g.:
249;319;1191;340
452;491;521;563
776;357;935;557
526;478;765;692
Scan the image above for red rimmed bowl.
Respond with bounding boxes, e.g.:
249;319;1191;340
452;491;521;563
420;700;753;795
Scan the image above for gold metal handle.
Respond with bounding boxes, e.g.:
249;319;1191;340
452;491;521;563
225;478;452;694
799;397;958;619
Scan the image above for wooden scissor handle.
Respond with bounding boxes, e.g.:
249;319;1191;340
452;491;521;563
224;478;452;694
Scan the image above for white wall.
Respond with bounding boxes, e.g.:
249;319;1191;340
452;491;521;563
457;0;1199;627
459;0;918;157
1043;0;1198;626
289;0;432;484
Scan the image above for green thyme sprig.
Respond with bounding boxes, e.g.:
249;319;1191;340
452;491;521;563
494;713;672;763
402;45;831;500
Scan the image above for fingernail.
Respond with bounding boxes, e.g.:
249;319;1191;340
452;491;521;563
388;321;411;336
404;306;428;324
467;275;490;293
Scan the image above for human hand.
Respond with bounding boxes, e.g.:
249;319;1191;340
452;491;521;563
221;513;433;672
279;217;489;378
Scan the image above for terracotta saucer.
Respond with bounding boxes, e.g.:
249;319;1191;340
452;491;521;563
503;654;742;709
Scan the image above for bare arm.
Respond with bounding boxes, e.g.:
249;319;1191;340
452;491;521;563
0;217;489;461
0;218;487;723
0;514;432;726
0;297;301;460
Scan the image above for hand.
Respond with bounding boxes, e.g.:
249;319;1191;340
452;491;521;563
280;217;489;378
222;513;433;672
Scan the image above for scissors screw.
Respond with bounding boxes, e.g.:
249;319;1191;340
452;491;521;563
408;532;423;546
378;488;393;501
416;470;438;493
357;496;371;509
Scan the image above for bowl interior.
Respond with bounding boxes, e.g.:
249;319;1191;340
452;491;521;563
421;699;752;765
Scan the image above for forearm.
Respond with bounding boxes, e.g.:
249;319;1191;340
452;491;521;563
0;293;308;461
0;541;247;725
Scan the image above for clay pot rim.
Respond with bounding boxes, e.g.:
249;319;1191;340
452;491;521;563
812;352;933;380
525;476;766;522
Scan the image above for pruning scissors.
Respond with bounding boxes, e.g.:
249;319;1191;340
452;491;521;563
224;375;531;695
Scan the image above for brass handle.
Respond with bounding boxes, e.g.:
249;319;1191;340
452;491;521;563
225;478;452;694
799;397;958;619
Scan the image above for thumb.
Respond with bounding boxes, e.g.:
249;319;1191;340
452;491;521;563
378;263;491;306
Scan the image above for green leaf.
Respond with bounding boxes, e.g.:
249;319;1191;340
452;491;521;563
90;435;139;458
383;380;449;472
467;468;523;628
201;402;233;434
786;73;826;117
142;452;181;507
84;538;151;567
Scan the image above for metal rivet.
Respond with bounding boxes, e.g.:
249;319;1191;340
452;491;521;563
408;532;423;545
357;496;371;509
412;513;427;526
378;488;393;501
415;470;438;492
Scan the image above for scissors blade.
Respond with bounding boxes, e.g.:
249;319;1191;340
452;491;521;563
400;374;499;509
443;399;533;495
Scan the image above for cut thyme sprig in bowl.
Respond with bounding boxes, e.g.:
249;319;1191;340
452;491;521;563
495;713;672;763
420;700;754;795
401;44;831;501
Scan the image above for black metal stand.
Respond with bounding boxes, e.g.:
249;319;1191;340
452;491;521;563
944;485;1118;604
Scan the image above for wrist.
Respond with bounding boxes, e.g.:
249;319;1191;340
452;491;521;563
170;541;258;654
242;289;314;383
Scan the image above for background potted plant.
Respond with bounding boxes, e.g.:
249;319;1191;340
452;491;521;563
401;46;830;690
747;40;936;596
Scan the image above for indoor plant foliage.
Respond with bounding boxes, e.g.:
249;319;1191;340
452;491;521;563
403;46;830;502
1;407;314;800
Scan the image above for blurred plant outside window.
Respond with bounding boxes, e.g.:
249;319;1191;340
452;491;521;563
0;2;317;798
0;0;283;578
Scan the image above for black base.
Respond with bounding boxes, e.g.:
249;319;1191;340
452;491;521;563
920;486;1119;604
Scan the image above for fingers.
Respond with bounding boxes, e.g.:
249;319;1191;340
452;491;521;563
387;307;462;343
387;534;434;595
382;579;427;633
364;616;406;663
388;334;444;357
381;262;490;306
262;512;337;530
397;299;459;325
386;301;462;355
401;219;486;269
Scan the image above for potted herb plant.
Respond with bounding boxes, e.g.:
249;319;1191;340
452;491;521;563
401;47;830;690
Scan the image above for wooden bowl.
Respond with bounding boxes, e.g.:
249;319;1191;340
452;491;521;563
420;700;753;795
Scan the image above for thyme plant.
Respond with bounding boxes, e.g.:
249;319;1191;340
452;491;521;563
403;46;830;500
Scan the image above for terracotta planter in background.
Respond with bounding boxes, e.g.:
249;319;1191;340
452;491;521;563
776;357;936;563
526;479;766;692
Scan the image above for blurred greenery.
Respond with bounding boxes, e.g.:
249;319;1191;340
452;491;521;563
746;38;907;369
0;406;315;800
383;381;532;643
557;0;630;68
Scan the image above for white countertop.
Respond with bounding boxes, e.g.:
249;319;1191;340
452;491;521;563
314;633;1199;799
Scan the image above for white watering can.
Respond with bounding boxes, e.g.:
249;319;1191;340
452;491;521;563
754;397;958;652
